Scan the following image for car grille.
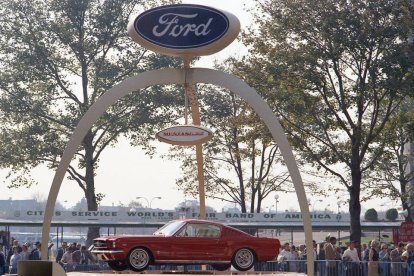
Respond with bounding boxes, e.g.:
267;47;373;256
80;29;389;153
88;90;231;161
93;240;107;248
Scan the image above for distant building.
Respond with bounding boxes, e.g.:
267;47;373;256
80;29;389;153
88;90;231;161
0;198;39;211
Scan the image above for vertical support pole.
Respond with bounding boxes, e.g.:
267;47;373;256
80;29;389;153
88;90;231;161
183;58;206;219
338;230;341;245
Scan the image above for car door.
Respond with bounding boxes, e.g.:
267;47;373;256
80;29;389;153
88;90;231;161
171;223;223;261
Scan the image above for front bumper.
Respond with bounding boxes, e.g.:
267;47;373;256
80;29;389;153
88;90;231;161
91;249;126;261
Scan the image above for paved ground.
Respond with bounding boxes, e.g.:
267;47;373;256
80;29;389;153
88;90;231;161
68;273;304;275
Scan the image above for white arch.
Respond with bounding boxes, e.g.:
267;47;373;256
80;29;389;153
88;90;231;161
41;68;314;275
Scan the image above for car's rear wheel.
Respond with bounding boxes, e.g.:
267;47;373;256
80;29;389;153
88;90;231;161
107;260;128;271
231;248;255;271
127;247;152;272
211;263;231;271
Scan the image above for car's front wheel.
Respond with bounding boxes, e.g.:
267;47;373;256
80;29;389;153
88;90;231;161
231;248;255;271
127;247;152;272
107;260;128;271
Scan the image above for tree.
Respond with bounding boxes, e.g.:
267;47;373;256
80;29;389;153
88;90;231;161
385;208;398;221
169;84;297;213
364;208;378;222
366;105;414;222
236;0;414;243
0;0;181;245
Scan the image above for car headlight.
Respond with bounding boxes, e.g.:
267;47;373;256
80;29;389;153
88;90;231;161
112;240;116;248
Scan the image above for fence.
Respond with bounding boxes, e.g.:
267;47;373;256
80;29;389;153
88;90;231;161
1;260;413;275
255;260;411;276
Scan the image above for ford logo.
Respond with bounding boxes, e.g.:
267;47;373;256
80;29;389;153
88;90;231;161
156;125;213;146
128;4;240;57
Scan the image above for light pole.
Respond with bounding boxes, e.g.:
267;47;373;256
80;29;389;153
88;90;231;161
312;199;323;213
274;194;279;213
150;196;162;208
136;196;162;208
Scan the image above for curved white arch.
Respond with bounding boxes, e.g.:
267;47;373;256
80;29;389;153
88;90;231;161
41;68;314;274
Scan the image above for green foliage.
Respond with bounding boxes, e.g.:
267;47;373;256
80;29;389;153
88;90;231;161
235;0;414;242
385;208;399;221
365;208;378;222
168;84;295;213
0;0;181;212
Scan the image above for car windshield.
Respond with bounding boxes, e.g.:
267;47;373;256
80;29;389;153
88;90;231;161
153;220;185;236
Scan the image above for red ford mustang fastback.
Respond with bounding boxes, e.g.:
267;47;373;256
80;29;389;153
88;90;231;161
91;219;280;272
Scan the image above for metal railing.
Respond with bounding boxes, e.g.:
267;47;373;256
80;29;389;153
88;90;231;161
2;260;413;275
255;260;412;276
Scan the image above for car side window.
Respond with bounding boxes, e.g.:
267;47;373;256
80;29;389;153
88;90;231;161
177;224;197;237
205;225;220;238
196;224;221;238
176;223;221;238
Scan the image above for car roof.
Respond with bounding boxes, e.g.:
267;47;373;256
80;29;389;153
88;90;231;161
178;219;250;235
179;219;222;225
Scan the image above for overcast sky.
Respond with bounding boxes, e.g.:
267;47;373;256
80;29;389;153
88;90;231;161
0;0;396;214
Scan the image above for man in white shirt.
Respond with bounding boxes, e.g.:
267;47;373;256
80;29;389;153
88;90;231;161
342;241;360;276
278;243;294;271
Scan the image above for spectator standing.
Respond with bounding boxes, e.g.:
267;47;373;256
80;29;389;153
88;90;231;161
342;241;360;276
362;243;369;261
73;245;95;271
9;246;21;274
60;246;74;272
20;243;30;261
79;245;95;265
390;242;405;276
362;241;371;276
401;243;414;276
0;245;6;275
56;242;68;264
312;240;319;275
297;244;307;273
278;242;293;271
368;240;380;276
6;239;21;267
30;242;41;260
378;243;390;276
72;246;81;264
289;245;298;272
324;236;339;276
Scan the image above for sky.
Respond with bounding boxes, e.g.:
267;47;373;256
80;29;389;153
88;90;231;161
0;0;399;214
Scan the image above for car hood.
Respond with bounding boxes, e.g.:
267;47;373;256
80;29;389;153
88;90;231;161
95;234;167;240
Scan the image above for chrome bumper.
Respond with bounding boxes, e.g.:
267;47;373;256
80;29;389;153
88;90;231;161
91;249;124;254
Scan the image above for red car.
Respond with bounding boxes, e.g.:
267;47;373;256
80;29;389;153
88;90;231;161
91;219;280;272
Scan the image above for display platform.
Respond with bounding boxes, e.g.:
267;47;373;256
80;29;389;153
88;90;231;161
67;272;305;275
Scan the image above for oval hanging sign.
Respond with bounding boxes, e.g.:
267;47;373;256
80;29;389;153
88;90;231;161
127;4;240;57
156;125;213;146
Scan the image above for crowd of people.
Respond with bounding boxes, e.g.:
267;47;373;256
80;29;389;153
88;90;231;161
276;237;414;276
0;238;97;275
2;235;414;275
55;241;97;272
0;239;43;274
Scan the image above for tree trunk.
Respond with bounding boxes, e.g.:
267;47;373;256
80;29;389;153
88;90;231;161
83;131;100;246
400;180;413;222
403;201;412;222
349;167;362;246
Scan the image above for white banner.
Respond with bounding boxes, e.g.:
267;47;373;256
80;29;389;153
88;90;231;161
3;210;350;223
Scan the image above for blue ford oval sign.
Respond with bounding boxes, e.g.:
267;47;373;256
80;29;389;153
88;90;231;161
127;4;240;57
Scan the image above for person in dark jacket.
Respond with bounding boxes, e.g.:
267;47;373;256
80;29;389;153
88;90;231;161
55;242;68;263
0;245;6;275
29;242;41;260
